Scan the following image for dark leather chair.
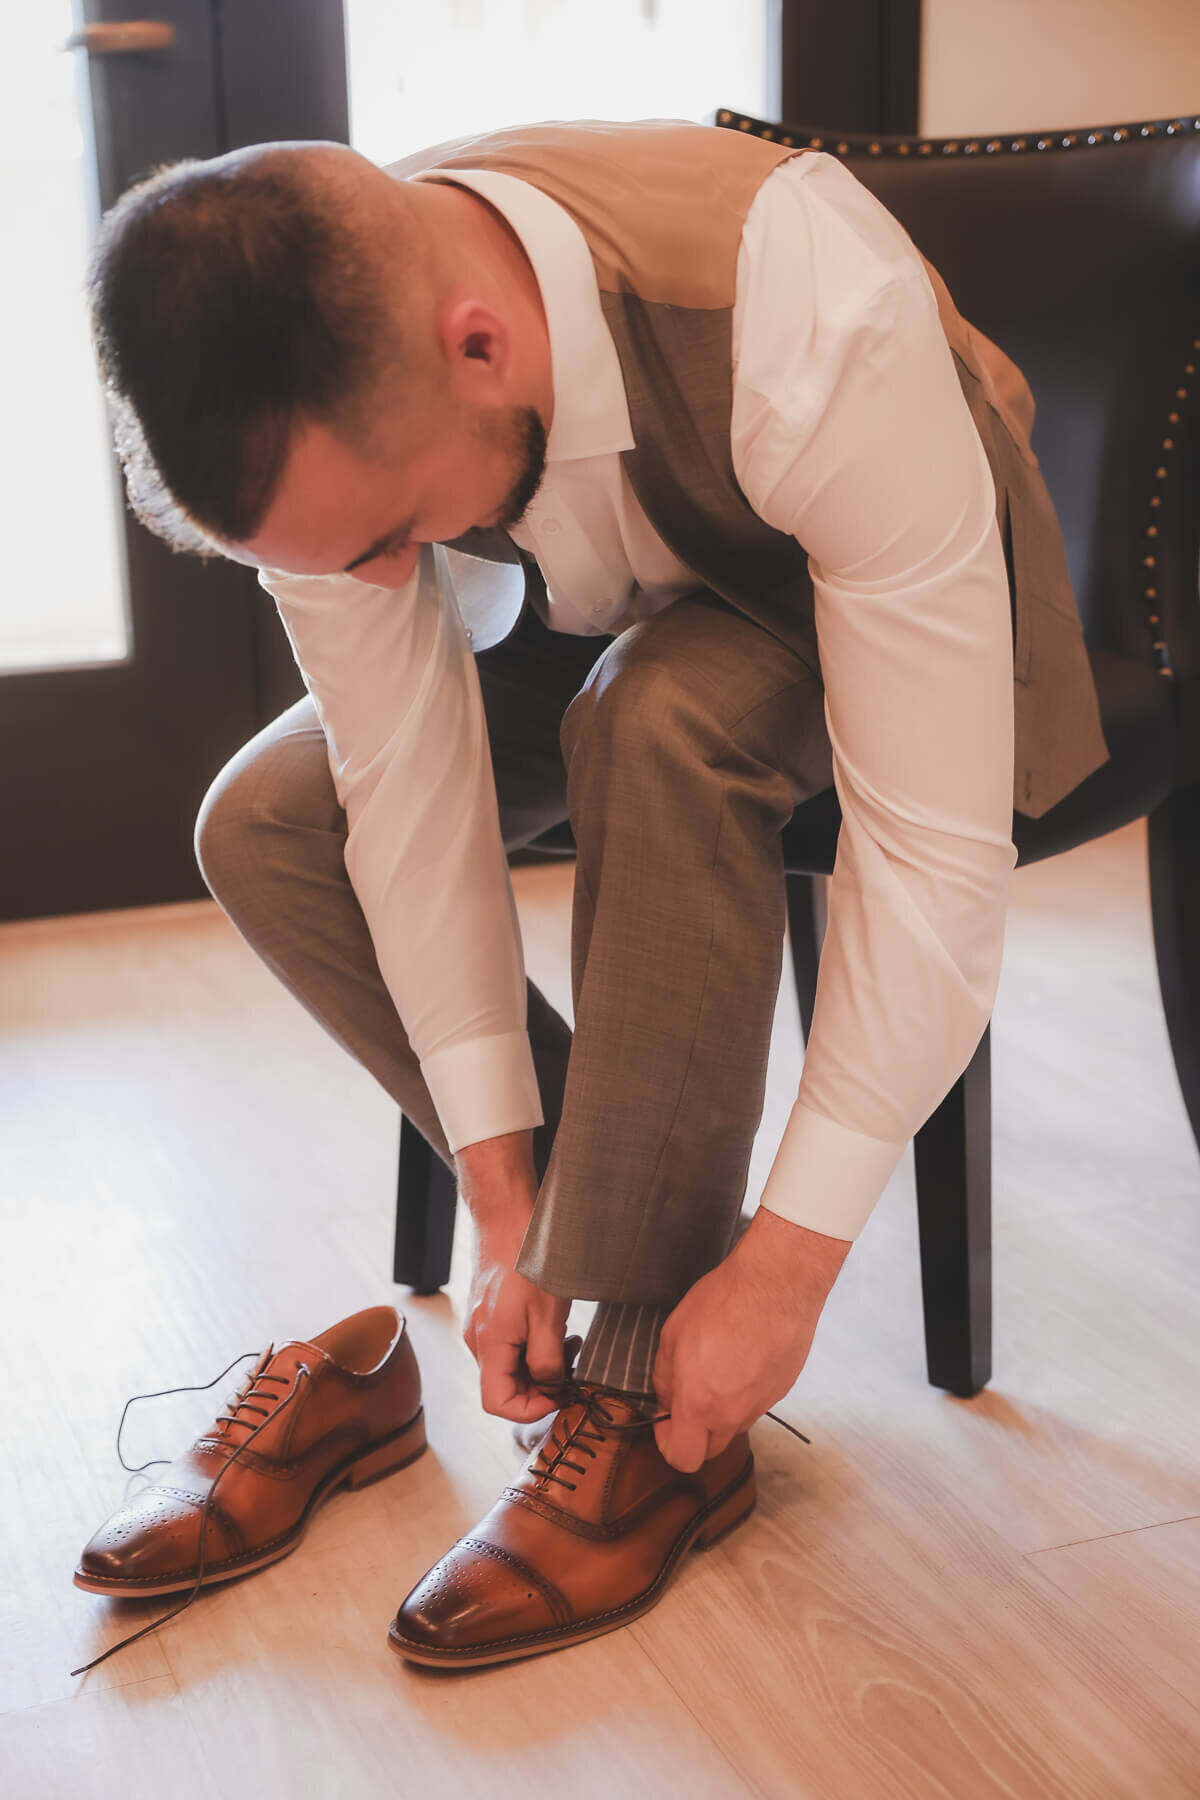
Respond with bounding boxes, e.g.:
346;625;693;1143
394;105;1200;1397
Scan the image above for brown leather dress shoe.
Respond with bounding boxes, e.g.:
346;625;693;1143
75;1303;425;1598
389;1380;755;1668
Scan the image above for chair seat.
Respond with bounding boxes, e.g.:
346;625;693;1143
528;646;1175;875
1010;648;1175;866
781;645;1175;874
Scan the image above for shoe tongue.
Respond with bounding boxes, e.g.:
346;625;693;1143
543;1386;654;1447
210;1337;327;1449
264;1336;329;1378
579;1384;656;1423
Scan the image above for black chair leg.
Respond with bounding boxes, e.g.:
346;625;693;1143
912;1023;993;1397
1147;781;1200;1160
784;871;825;1045
393;1115;458;1293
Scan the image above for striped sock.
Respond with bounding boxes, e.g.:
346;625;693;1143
574;1301;669;1398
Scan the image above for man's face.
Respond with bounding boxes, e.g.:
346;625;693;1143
235;398;547;586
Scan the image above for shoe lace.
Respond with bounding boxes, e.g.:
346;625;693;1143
114;1354;301;1473
527;1378;665;1491
69;1352;313;1680
526;1377;810;1493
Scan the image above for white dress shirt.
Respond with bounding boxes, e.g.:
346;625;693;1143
260;148;1018;1241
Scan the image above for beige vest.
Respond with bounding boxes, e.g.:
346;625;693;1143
388;119;1110;819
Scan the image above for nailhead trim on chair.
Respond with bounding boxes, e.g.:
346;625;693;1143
1142;338;1199;682
717;108;1200;683
715;108;1200;155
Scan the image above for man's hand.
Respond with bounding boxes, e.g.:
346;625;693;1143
455;1129;571;1423
652;1208;852;1472
463;1216;570;1422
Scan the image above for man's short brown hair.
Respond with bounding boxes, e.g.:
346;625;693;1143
88;145;429;554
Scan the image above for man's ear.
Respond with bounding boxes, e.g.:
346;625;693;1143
437;295;511;390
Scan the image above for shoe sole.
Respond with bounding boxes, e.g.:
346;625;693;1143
386;1457;756;1669
72;1407;427;1598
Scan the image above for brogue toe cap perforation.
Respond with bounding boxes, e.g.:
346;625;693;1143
77;1484;236;1582
394;1536;568;1649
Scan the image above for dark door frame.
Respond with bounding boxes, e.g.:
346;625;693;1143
768;0;922;135
0;0;343;923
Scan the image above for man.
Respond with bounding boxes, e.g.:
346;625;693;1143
74;118;1108;1670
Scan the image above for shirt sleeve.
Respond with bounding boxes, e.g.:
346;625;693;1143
730;154;1018;1240
257;543;543;1154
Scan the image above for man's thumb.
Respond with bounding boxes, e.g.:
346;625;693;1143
652;1337;674;1409
525;1309;567;1384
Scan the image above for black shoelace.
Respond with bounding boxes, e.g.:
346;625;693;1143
69;1351;313;1678
70;1364;809;1677
527;1377;810;1493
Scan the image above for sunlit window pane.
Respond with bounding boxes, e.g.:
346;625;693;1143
0;2;129;673
345;0;769;165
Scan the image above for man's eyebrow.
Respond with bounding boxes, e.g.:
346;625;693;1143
342;518;417;574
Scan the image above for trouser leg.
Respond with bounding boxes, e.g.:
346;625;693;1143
513;592;834;1394
194;605;606;1186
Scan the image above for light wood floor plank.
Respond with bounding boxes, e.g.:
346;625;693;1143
1;1677;224;1800
1028;1514;1200;1713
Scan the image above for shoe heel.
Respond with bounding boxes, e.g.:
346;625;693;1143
343;1409;427;1490
696;1466;757;1549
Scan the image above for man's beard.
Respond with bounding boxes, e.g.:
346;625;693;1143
480;404;548;530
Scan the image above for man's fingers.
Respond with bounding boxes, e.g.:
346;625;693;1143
479;1343;555;1422
652;1339;674;1409
478;1352;513;1419
493;1386;560;1423
478;1293;569;1419
654;1414;709;1474
524;1306;568;1387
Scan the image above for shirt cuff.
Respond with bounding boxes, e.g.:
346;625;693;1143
419;1030;544;1156
756;1100;906;1241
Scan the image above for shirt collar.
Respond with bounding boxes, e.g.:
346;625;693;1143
411;166;634;463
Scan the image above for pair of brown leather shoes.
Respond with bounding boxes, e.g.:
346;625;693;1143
75;1305;756;1671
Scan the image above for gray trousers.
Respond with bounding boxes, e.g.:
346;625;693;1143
195;589;834;1394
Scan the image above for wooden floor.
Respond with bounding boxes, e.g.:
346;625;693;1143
1;818;1198;1798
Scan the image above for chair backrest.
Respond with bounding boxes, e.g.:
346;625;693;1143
717;109;1200;766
